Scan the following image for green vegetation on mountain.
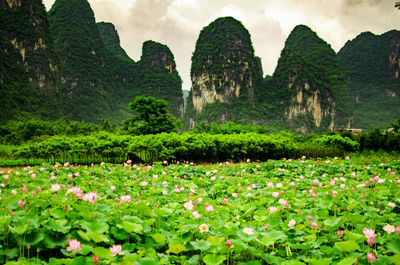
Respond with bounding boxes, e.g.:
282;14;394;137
48;0;124;122
136;41;184;118
1;0;397;134
0;0;61;122
268;25;352;133
97;22;132;61
186;17;263;127
337;30;400;130
48;0;183;123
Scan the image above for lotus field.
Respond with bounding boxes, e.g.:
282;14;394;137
0;158;400;265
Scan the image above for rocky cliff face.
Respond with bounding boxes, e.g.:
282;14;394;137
388;37;400;79
270;25;352;133
48;0;183;122
0;0;61;121
337;30;400;130
136;40;184;118
187;17;263;126
48;0;117;122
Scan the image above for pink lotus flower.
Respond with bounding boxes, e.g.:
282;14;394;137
243;227;254;235
367;252;376;262
67;187;83;197
269;206;277;213
140;181;148;187
184;200;193;210
93;255;99;264
288;219;296;227
264;225;269;231
311;221;318;229
50;184;60;192
192;211;200;218
278;198;288;207
120;195;132;203
232;193;238;198
18;200;23;207
66;239;82;253
367;237;375;246
383;224;395;234
205;205;214;212
307;215;313;221
199;224;209;233
82;192;98;204
226;239;232;248
363;227;376;239
272;192;279;198
337;230;343;238
109;244;123;256
388;202;396;208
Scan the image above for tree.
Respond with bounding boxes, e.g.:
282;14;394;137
389;118;400;133
122;96;181;135
396;2;400;9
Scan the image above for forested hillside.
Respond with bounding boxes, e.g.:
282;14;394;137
0;1;398;132
185;17;264;128
0;0;61;121
1;0;183;124
267;25;352;133
337;30;400;130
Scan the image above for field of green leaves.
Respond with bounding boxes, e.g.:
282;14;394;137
0;157;399;264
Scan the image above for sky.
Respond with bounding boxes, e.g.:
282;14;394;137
42;0;399;91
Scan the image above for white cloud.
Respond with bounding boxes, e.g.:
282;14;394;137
42;0;400;90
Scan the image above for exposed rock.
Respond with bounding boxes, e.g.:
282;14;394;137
0;0;61;121
187;16;263;126
271;25;352;133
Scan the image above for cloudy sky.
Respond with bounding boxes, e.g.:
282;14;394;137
42;0;399;90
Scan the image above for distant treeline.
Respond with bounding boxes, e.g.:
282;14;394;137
0;118;399;165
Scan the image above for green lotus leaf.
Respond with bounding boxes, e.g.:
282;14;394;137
203;254;226;265
335;240;359;252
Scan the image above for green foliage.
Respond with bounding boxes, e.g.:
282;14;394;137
390;118;400;133
337;30;400;130
0;0;61;122
122;96;181;135
96;22;132;61
194;121;275;134
313;134;359;152
0;118;111;145
191;17;255;77
6;131;354;164
268;25;352;131
1;158;400;263
187;17;264;126
46;0;183;123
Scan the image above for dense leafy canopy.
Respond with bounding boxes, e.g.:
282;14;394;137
97;22;132;61
337;30;400;130
122;96;181;135
0;0;61;122
268;25;352;132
